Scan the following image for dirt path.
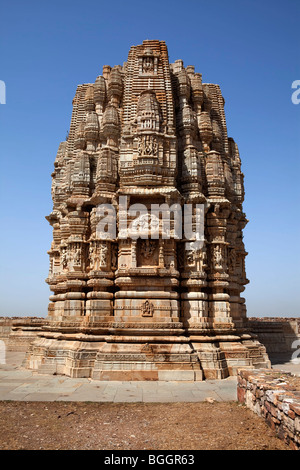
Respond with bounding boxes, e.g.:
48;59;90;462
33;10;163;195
0;401;290;450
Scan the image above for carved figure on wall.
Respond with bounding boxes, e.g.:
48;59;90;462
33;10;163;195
100;243;108;267
138;135;158;157
89;243;96;271
131;213;160;236
60;246;68;270
142;56;154;74
140;239;157;259
73;247;82;267
48;257;54;276
213;244;223;270
140;299;154;317
199;245;207;271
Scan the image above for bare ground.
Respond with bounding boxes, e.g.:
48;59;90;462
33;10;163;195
0;401;291;450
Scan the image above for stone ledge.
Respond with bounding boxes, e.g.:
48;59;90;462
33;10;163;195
237;368;300;450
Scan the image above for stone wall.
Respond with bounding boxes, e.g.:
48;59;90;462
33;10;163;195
237;369;300;450
248;317;300;355
0;317;45;351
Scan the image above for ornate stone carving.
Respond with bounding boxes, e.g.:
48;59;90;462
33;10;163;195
136;90;161;131
130;213;160;235
213;244;223;270
138;48;159;75
140;300;154;317
89;241;108;271
138;135;158;157
60;246;66;269
140;239;157;259
26;40;270;382
142;56;154;74
99;243;108;268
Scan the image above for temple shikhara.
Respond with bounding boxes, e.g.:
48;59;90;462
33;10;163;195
25;40;270;380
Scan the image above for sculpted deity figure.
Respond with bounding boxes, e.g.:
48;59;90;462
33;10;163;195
143;56;154;73
74;247;82;267
141;299;154;317
199;245;207;271
89;243;96;271
60;246;68;270
48;257;54;276
138;135;158;156
186;244;207;272
140;239;157;259
213;245;223;270
100;243;108;268
89;242;106;270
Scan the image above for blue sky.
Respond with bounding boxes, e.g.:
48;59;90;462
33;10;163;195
0;0;299;317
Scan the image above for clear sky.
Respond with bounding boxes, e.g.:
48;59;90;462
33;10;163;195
0;0;299;318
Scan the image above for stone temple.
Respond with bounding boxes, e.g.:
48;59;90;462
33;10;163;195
25;40;270;380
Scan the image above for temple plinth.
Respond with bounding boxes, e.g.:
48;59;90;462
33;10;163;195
25;40;270;380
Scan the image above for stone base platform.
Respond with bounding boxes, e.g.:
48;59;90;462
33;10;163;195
24;326;271;381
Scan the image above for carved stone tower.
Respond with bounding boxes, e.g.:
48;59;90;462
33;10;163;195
25;40;270;380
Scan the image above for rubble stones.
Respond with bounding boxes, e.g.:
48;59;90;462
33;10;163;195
237;369;300;450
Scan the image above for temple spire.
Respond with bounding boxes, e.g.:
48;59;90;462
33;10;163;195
24;40;271;381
